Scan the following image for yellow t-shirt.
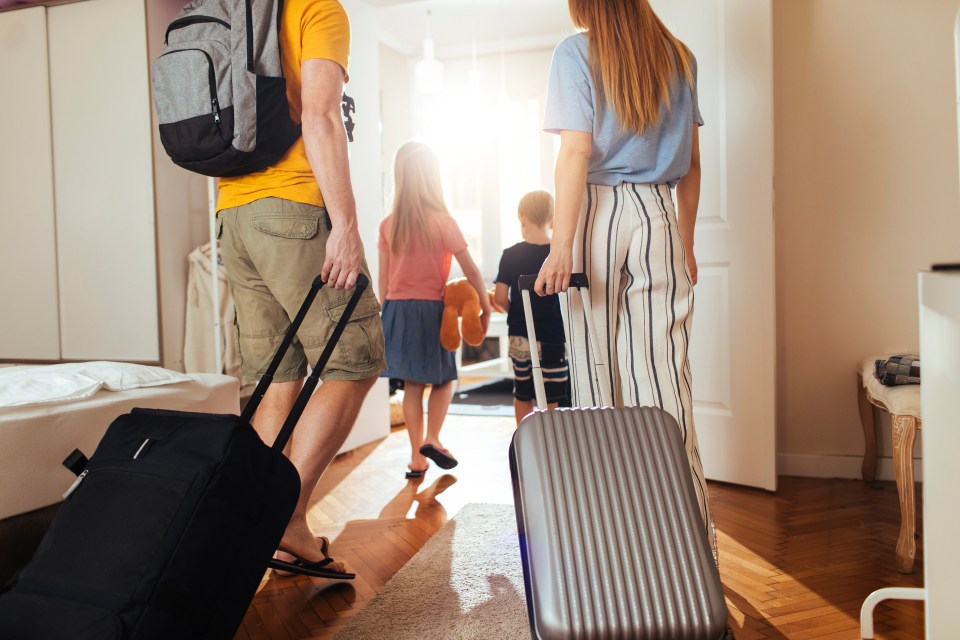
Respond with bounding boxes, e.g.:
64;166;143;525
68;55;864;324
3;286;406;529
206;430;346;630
216;0;350;211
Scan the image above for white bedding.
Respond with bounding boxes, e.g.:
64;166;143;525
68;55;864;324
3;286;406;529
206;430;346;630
0;372;239;520
0;361;194;408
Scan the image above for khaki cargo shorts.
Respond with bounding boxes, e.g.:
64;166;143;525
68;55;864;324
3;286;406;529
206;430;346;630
217;198;386;383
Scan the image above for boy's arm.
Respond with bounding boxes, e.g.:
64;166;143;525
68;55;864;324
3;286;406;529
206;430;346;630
494;283;510;313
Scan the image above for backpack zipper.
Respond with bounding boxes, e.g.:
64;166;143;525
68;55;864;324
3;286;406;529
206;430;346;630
245;0;254;72
165;15;230;45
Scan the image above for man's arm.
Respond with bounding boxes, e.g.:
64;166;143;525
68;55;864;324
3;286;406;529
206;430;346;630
301;58;362;289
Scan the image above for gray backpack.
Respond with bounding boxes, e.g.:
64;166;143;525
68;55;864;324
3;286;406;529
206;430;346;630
152;0;301;177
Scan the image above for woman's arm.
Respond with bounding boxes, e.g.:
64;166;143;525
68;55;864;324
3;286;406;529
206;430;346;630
454;248;493;336
675;124;701;285
378;248;390;304
535;129;592;295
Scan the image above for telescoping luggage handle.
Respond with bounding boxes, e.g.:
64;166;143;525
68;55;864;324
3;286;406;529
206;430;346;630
517;273;611;410
240;273;369;452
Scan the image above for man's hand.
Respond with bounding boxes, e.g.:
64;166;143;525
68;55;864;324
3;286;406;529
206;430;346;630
323;223;364;289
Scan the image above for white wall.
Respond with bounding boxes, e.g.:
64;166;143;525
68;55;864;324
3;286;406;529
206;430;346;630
774;0;960;479
342;0;384;292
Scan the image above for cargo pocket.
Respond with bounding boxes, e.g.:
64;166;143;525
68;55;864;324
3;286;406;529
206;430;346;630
252;213;319;239
324;291;383;368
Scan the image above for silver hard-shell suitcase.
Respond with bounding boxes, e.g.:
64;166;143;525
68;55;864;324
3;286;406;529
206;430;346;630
509;273;729;639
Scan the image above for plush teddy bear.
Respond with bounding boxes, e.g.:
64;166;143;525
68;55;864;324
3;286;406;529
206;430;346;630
441;278;485;352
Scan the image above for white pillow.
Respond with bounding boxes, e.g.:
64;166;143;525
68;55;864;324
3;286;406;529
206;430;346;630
0;361;193;408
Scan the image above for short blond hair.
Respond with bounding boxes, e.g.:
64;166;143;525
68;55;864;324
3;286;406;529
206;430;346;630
518;190;554;228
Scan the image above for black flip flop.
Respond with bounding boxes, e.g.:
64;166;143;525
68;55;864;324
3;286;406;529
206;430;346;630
271;536;355;580
419;444;458;470
405;464;428;479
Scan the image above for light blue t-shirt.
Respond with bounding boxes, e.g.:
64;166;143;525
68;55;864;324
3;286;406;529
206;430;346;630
543;33;703;187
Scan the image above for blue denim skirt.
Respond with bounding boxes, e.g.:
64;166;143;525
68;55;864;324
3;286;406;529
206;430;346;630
381;299;457;384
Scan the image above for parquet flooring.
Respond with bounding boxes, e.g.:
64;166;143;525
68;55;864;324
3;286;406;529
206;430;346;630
237;415;925;639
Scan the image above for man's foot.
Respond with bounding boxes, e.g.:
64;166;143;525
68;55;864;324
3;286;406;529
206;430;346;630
273;522;350;578
271;536;355;580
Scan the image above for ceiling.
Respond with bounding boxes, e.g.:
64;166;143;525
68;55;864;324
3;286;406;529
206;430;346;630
368;0;576;60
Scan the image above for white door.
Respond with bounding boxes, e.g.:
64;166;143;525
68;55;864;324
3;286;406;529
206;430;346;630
653;0;777;490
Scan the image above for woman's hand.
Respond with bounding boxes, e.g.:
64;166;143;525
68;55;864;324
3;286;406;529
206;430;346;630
685;248;698;286
535;249;573;296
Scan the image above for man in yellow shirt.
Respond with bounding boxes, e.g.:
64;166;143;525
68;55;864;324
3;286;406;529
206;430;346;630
216;0;385;579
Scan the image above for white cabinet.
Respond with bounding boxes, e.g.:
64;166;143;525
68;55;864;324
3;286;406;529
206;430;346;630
919;269;960;638
0;0;208;365
0;6;60;360
47;0;159;361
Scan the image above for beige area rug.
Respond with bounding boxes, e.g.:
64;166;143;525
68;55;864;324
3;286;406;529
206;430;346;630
334;503;530;640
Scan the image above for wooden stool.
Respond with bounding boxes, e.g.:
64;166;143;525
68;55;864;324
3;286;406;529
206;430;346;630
858;357;922;573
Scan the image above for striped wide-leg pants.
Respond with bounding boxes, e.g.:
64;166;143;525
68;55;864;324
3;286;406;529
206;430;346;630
564;182;717;557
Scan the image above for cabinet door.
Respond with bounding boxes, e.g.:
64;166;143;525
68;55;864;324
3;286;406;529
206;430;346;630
48;0;159;361
0;6;61;360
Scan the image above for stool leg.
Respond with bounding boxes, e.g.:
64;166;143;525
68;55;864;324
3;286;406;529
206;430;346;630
858;374;878;482
892;414;918;573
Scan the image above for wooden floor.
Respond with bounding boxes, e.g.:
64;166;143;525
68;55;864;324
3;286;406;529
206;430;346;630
237;415;924;640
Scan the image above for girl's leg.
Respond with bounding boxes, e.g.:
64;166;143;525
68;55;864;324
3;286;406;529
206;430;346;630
423;380;454;448
403;381;429;470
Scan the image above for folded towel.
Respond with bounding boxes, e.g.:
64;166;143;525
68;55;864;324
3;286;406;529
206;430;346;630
874;355;920;386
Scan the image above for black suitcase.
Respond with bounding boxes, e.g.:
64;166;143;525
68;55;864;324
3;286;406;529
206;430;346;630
0;274;369;640
510;274;730;639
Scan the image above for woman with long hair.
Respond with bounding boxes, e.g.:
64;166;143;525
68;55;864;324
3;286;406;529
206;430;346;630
534;0;715;555
379;141;491;479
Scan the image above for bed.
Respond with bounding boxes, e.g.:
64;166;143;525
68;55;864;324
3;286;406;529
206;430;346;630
0;362;240;582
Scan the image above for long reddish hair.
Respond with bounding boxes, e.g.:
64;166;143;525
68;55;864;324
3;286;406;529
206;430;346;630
568;0;694;134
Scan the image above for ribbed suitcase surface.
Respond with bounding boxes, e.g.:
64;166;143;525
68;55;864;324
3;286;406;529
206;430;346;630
510;405;728;640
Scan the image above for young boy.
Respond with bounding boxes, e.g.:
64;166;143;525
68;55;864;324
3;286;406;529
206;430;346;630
494;190;569;424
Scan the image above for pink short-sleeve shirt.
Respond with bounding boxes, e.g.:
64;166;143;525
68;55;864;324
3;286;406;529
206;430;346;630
378;210;469;301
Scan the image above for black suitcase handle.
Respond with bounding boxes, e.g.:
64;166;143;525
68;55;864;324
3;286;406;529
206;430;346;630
517;272;589;291
239;273;369;452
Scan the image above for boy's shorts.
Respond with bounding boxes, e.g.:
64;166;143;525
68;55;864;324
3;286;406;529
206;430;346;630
217;198;386;383
509;336;569;404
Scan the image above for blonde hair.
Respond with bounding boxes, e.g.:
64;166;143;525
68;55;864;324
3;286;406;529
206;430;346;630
568;0;694;135
518;190;554;228
388;141;449;253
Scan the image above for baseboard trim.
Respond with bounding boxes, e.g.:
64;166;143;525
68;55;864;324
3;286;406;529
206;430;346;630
778;453;924;482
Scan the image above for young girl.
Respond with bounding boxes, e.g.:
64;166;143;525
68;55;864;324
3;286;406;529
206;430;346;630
378;141;491;479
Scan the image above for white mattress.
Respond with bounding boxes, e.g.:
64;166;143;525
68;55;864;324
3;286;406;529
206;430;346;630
0;373;239;520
